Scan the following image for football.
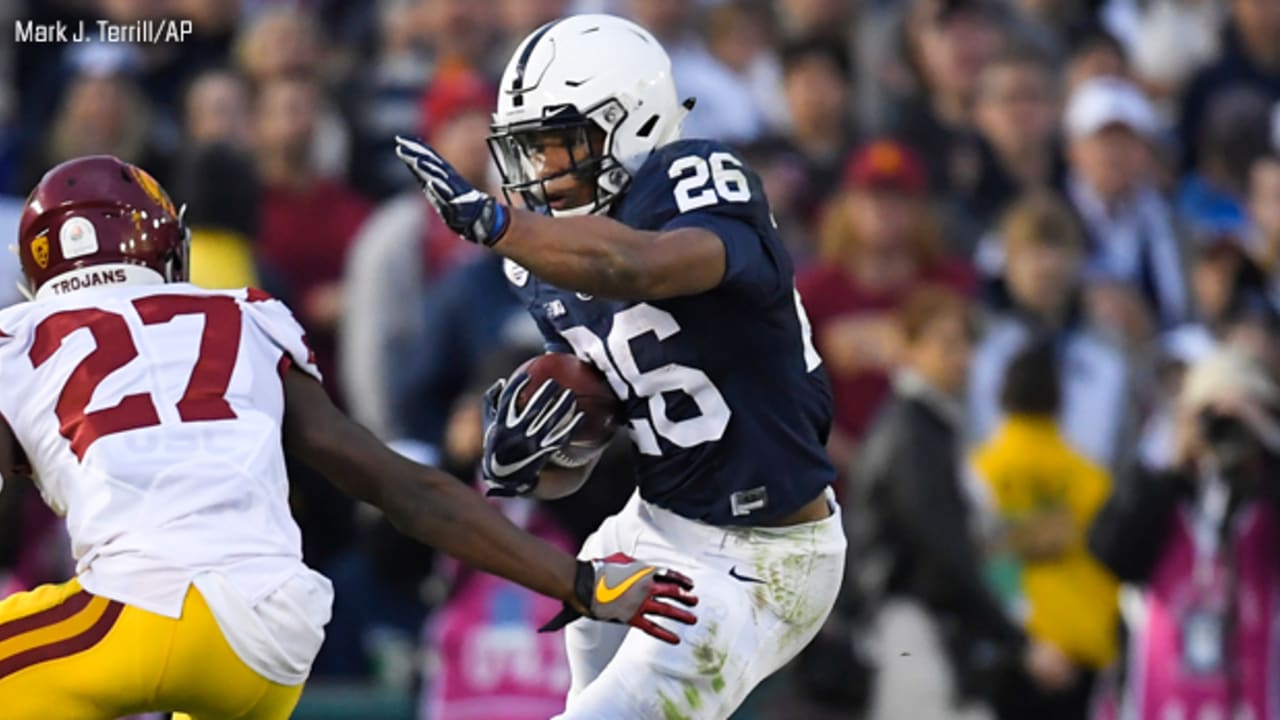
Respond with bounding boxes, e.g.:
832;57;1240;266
513;352;622;468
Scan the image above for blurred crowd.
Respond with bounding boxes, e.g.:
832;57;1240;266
4;0;1280;718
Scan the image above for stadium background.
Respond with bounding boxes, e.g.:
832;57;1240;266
1;0;1278;718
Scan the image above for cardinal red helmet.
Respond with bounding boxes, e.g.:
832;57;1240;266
18;155;189;300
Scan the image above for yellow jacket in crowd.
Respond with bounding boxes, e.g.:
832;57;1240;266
971;415;1120;669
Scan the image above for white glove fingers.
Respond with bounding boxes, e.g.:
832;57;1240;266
420;162;451;183
530;388;575;435
394;135;433;156
504;375;535;425
545;409;584;446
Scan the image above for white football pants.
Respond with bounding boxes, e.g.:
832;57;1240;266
554;489;846;719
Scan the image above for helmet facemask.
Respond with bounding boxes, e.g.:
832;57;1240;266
488;99;633;217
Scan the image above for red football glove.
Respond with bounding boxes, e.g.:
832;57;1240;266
539;553;698;645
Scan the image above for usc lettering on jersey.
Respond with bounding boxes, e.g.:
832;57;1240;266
0;284;321;620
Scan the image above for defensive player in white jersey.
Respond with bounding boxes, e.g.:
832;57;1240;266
394;14;847;720
0;155;697;719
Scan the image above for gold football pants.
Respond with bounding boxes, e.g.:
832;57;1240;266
0;577;303;719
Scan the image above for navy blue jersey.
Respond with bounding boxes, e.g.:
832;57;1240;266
506;139;835;525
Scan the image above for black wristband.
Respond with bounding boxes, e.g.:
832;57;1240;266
536;560;594;634
572;559;594;611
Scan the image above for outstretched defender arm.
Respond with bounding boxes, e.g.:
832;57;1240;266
281;366;582;608
498;211;727;301
0;419;29;569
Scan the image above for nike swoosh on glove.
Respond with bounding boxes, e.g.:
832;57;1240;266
539;553;698;645
481;373;583;497
394;135;510;246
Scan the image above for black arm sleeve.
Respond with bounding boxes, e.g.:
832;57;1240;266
1088;463;1186;583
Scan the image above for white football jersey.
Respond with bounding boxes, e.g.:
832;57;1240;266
0;282;322;620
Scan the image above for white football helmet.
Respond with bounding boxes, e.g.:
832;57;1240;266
487;14;692;216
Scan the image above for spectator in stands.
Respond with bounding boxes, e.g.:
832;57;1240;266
780;37;858;225
972;340;1120;720
172;145;261;290
417;0;497;78
1064;76;1190;336
343;0;434;200
184;68;253;149
0;194;24;307
889;0;1006;200
847;287;1073;720
967;45;1065;229
22;67;171;191
1179;0;1280;173
1090;348;1280;720
1177;86;1272;245
969;191;1133;469
234;6;324;85
1004;0;1097;62
496;0;571;61
176;69;259;290
1247;152;1280;306
626;0;768;143
703;1;789;136
799;140;974;475
1063;25;1129;92
340;70;490;441
776;0;858;43
234;6;351;179
253;74;370;397
1191;238;1263;334
739;138;818;262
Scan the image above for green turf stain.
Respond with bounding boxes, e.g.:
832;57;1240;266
659;691;692;720
712;673;726;693
683;683;703;710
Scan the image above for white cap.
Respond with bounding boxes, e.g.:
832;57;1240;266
1064;76;1161;141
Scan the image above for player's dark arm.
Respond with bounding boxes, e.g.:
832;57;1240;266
497;210;726;300
0;419;28;568
280;367;584;611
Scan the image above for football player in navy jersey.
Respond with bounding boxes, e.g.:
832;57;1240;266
395;13;846;719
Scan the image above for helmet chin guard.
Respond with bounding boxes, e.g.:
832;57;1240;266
489;14;690;217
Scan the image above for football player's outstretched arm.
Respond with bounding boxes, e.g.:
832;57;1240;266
395;136;726;300
0;419;28;568
498;212;727;301
281;367;698;642
282;367;577;599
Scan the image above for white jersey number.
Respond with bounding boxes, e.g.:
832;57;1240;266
669;152;751;213
561;304;731;456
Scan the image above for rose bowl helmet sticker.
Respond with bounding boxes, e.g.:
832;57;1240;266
59;216;99;259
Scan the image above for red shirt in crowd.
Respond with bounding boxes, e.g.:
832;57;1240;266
797;260;976;441
258;179;372;395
